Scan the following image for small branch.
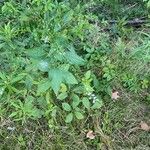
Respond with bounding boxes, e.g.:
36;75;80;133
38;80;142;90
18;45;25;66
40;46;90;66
89;18;149;28
109;18;149;27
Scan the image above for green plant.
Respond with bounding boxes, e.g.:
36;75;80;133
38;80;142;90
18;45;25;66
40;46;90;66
0;72;26;94
62;93;103;123
143;0;150;7
9;96;43;123
101;58;116;81
1;0;150;149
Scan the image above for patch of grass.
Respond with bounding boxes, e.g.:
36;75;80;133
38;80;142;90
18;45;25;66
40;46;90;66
0;0;150;150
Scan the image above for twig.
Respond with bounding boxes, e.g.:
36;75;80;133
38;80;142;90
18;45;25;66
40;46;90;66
109;18;149;27
89;18;149;27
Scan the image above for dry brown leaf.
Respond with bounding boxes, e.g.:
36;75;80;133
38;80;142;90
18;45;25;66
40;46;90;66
140;121;150;131
111;91;120;100
86;130;95;139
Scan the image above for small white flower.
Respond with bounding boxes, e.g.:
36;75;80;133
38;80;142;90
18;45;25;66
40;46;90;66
91;94;95;97
86;92;92;96
87;92;92;96
7;127;15;131
93;99;96;103
44;36;49;43
93;96;97;100
39;61;48;69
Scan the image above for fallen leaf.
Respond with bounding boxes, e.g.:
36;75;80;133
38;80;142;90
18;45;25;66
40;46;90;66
86;130;95;139
140;121;150;131
111;91;120;100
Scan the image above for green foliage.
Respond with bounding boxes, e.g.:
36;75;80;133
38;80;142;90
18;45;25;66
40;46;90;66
10;97;43;123
1;0;150;149
0;0;92;124
143;0;150;7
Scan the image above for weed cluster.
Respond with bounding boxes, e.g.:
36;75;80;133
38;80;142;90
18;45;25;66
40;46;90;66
0;0;150;149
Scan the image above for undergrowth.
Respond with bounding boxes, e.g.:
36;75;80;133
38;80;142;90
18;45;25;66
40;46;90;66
0;0;150;150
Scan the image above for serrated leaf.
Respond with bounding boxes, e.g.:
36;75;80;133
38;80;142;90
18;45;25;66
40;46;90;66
75;111;84;120
65;51;85;65
27;47;46;58
49;69;77;95
49;69;64;95
64;71;78;85
62;103;71;111
65;113;73;123
37;80;51;95
82;97;90;109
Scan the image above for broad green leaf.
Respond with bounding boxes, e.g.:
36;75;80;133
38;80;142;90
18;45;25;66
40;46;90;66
38;60;49;72
82;97;90;109
59;64;70;71
93;74;100;90
91;100;103;109
65;113;73;123
27;47;46;58
62;103;71;111
75;111;84;120
57;92;68;100
37;80;51;95
49;69;77;95
49;69;64;95
30;108;43;119
64;71;78;85
37;97;47;108
73;86;84;94
65;51;85;65
25;76;33;90
72;94;80;109
85;70;91;80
